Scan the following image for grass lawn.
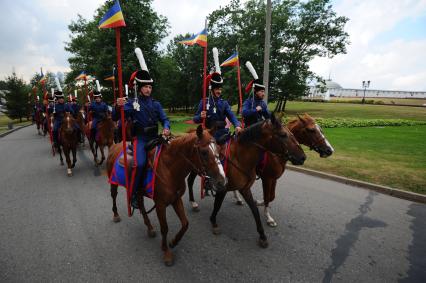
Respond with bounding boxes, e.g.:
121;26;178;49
168;101;426;194
329;97;426;106
302;125;426;195
278;101;426;121
0;115;32;134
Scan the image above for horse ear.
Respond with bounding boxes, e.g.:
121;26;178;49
297;114;307;125
196;124;203;140
270;112;281;128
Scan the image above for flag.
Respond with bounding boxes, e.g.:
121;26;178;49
98;0;126;29
75;71;87;81
39;75;47;84
220;51;239;67
105;75;115;81
178;29;207;47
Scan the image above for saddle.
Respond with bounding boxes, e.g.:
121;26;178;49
118;136;168;168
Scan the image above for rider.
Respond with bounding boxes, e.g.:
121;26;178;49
116;48;170;206
242;61;271;127
193;48;242;144
111;84;129;143
48;87;74;148
88;80;109;141
69;95;81;119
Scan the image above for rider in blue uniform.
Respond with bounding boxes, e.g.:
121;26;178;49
242;76;270;127
69;95;81;119
88;82;109;141
111;85;129;143
193;72;242;143
48;90;74;148
117;55;170;206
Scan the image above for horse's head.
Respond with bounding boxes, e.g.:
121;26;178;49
61;112;76;133
193;125;227;192
239;114;306;165
290;114;334;158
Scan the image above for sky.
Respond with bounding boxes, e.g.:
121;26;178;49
0;0;425;91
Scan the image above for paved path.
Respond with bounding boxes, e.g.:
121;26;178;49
0;126;425;282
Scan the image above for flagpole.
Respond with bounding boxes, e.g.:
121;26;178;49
202;18;208;129
115;27;131;216
236;46;244;129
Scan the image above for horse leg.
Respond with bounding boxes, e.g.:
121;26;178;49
169;197;189;248
110;184;121;222
64;147;72;176
155;204;174;266
239;189;268;248
187;171;199;212
98;144;105;165
136;190;156;238
209;190;227;235
233;191;244;206
263;178;278;227
71;145;77;168
58;145;64;166
89;139;98;165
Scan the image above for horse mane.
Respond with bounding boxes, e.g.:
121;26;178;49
238;120;265;143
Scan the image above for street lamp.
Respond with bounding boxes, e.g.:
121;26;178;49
362;80;370;104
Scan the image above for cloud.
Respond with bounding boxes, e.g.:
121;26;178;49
309;0;426;91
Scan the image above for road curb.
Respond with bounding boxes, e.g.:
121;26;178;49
0;123;32;138
287;165;426;204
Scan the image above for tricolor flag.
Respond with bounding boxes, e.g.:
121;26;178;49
220;51;239;67
98;0;126;29
75;71;87;81
178;29;207;47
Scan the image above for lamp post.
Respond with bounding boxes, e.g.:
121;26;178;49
362;80;370;104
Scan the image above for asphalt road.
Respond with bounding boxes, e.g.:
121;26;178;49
0;126;425;282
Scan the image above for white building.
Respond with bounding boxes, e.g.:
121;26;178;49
307;80;426;100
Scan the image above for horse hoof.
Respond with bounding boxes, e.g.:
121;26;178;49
113;215;121;223
236;200;244;206
212;226;221;235
60;162;64;166
71;163;76;169
192;205;200;212
267;220;278;227
67;170;73;177
256;199;265;206
258;238;269;248
163;253;174;267
147;229;156;238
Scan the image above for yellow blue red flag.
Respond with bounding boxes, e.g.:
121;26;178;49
220;51;239;67
99;0;126;29
178;29;207;47
75;71;87;81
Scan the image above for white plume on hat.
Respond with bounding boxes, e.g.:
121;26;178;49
212;47;221;74
96;80;101;92
135;47;148;71
245;61;258;80
55;77;62;92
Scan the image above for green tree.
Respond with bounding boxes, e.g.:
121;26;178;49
207;0;349;111
65;0;169;105
4;72;30;122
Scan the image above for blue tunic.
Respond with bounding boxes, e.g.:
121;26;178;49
193;96;240;140
89;101;108;129
242;97;271;127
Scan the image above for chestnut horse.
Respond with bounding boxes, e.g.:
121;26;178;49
34;107;43;135
87;113;115;165
59;112;80;176
253;113;334;226
106;125;227;266
190;115;306;248
76;109;86;145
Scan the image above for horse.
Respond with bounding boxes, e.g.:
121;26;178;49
34;107;43;135
87;113;115;166
76;109;87;145
251;113;334;226
59;112;80;176
189;115;306;248
106;125;227;266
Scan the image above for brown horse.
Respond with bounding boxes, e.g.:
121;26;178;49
251;113;334;226
87;113;115;165
76;109;86;145
59;112;80;176
34;107;43;135
106;125;227;266
195;115;305;248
